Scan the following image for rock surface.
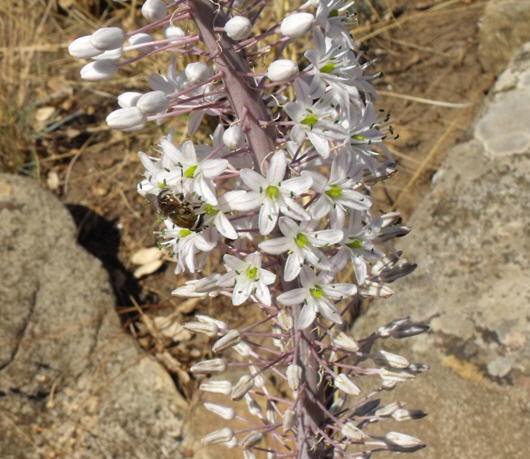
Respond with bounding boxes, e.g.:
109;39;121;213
354;44;530;458
479;0;530;75
0;174;187;458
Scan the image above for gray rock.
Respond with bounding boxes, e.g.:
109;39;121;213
479;0;530;75
354;44;530;457
0;174;187;458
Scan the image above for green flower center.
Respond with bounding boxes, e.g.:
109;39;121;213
301;113;318;129
204;204;218;215
184;165;197;178
326;185;342;198
179;229;192;238
320;62;335;74
329;9;339;17
310;285;324;299
346;239;362;249
351;134;366;141
246;266;258;279
295;233;308;248
266;185;279;199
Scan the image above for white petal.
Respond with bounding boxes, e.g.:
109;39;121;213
254;281;271;306
284;253;303;281
233;279;253;305
223;254;245;270
214;212;238;240
259;268;276;285
267;150;287;185
307;131;330;158
323;283;357;299
278;216;299;237
280;197;309;221
281;175;312;195
302;170;326;192
310;196;332;219
277;288;306;305
259;237;290;254
225;190;260;211
297;303;317;329
259;199;279;235
299;266;317;287
308;229;343;246
240;168;266;191
317;298;342;324
201;159;228;178
194;176;218;205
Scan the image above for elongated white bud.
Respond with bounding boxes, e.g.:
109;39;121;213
378;368;415;385
164;25;186;39
199;380;232;395
142;0;167;21
224;16;253;41
332;331;359;352
68;36;101;59
282;409;295;432
374;350;410;369
385;431;424;449
106;107;145;130
195;314;227;333
92;48;122;61
91;27;125;51
201;427;235;446
118;92;142;108
128;33;155;49
375;402;399;417
204;402;235;420
267;59;298;82
223;125;245;150
266;401;277;424
341;422;366;441
231;374;254;400
241;432;263;449
137;90;169;115
286;364;301;391
190;358;226;374
244;393;262;418
249;365;266;389
334;373;361;395
183;321;218;337
280;13;314;38
80;59;117;81
212;329;241;353
185;62;213;83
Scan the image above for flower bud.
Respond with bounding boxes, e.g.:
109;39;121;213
183;321;218;337
201;427;235;446
68;36;102;59
80;59;117;81
212;329;241;353
223;125;245;150
90;27;125;51
199;380;232;395
385;431;424;450
106;107;146;130
266;401;277;424
234;342;258;358
190;358;226;374
334;373;361;395
128;33;155;49
231;374;254;400
249;365;265;388
280;13;314;38
137;90;169;115
374;350;410;369
282;408;295;432
277;309;293;331
224;16;253;41
117;91;142;108
164;25;186;39
185;62;213;83
329;392;347;415
286;364;301;391
204;402;235;420
244;394;262;417
267;59;298;82
375;402;399;417
195;314;227;333
141;0;167;21
359;281;393;298
332;331;359;352
392;408;426;421
341;422;366;441
241;432;263;449
92;48;122;61
378;368;415;385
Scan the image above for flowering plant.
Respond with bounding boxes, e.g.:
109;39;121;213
70;0;428;457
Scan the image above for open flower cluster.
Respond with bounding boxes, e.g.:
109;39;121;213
70;0;428;457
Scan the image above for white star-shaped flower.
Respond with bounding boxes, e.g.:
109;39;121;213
218;253;276;306
229;150;312;235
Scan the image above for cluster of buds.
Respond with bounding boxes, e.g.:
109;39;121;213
70;0;428;457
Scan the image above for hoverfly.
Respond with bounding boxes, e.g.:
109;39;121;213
148;187;205;231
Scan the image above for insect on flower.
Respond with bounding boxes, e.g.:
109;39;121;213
148;187;205;231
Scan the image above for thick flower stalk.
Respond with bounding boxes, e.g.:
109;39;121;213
70;0;428;457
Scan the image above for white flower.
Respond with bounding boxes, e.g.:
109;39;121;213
218;252;276;306
136;90;169;115
259;216;342;281
277;266;357;328
68;35;102;59
284;79;343;158
333;211;385;285
106;107;146;131
224;16;253;41
230;150;312;235
302;152;371;228
158;139;228;205
267;59;299;82
200;193;239;240
161;222;216;274
172;273;221;298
